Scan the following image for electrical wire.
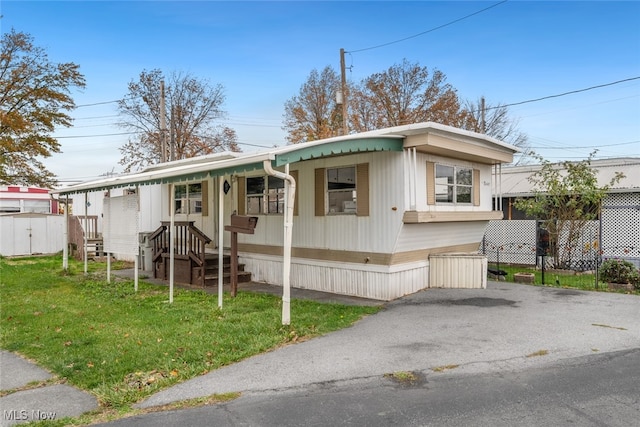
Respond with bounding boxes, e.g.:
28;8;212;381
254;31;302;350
487;77;640;111
529;140;640;150
62;76;638;139
348;0;509;53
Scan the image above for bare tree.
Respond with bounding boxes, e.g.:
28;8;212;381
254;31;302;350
117;69;238;172
0;29;85;186
282;66;343;144
462;97;530;164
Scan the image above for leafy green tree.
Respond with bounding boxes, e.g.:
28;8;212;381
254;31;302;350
117;69;239;172
0;29;85;186
514;152;624;269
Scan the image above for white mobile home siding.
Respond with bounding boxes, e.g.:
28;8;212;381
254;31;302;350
237;150;494;300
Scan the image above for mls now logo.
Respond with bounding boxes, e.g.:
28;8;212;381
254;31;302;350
3;409;57;421
3;410;28;421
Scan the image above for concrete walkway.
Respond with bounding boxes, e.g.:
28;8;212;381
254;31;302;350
0;351;98;426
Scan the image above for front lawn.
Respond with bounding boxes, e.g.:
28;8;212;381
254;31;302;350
0;255;379;422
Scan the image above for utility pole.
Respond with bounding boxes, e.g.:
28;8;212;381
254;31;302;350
340;48;348;136
480;96;486;134
170;105;175;161
160;80;167;162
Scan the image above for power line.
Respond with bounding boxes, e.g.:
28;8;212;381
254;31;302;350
348;0;509;53
64;76;639;139
74;114;120;121
495;77;640;110
55;132;136;139
75;99;120;108
529;139;640;150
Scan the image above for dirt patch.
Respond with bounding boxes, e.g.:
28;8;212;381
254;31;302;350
384;371;427;388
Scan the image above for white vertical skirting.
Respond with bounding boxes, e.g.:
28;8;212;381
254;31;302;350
429;254;487;289
240;255;431;301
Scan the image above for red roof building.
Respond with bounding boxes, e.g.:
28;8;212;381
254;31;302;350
0;186;58;214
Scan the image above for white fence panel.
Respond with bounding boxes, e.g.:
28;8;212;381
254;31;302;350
103;194;139;257
0;214;64;256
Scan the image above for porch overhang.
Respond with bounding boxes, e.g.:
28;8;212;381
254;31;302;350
273;137;405;167
51;153;275;196
404;133;514;165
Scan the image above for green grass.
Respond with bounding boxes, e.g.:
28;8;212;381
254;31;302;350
489;263;639;294
0;255;379;417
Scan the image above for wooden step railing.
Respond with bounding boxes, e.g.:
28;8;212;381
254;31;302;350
149;221;212;287
68;215;101;260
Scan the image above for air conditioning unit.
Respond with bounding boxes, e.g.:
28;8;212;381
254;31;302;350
343;201;357;213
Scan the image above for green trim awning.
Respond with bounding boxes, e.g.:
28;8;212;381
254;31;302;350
274;137;404;167
53;154;273;195
52;137;406;196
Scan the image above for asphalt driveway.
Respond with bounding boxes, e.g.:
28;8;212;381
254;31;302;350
138;281;640;408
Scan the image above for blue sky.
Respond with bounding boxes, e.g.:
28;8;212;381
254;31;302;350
2;0;639;183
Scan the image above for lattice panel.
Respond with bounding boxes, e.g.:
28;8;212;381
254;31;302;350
483;220;599;270
103;194;140;256
602;192;640;265
482;191;640;269
482;220;537;265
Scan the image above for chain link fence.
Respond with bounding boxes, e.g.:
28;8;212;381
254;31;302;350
480;192;640;272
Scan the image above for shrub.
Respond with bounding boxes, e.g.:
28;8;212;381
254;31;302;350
599;259;640;287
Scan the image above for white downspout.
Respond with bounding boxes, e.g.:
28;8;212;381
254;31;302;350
263;159;296;326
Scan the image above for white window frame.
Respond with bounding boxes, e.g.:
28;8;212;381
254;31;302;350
174;183;203;215
435;164;473;205
246;176;285;215
326;166;357;215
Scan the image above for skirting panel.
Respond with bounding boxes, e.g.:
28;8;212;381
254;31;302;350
429;253;488;289
239;254;430;301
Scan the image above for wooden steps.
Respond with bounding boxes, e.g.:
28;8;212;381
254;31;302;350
192;253;252;287
149;222;252;288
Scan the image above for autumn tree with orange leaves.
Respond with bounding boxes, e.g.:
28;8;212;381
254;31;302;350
117;69;239;172
283;60;466;143
283;59;528;158
0;29;86;186
350;59;465;132
283;66;344;144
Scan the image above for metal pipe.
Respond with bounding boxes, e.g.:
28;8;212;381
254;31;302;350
263;159;296;325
